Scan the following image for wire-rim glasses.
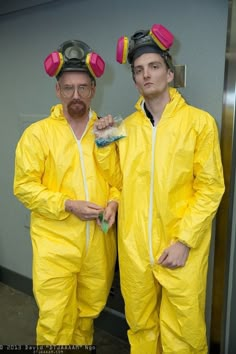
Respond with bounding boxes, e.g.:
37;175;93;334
59;84;92;99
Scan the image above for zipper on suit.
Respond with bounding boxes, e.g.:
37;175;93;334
148;126;157;265
77;140;90;251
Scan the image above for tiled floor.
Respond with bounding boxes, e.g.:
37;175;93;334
0;282;130;354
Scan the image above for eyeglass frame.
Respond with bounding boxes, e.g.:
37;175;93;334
59;83;94;99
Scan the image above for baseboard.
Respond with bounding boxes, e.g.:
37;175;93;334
0;265;129;342
95;307;128;341
0;265;33;296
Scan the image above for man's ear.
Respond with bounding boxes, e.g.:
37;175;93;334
167;69;174;84
55;82;60;99
90;84;96;99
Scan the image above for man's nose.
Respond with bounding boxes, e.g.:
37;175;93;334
143;68;150;78
72;87;80;98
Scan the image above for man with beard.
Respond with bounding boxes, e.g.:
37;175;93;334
13;40;119;346
94;24;225;353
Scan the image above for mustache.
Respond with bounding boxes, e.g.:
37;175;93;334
69;99;83;104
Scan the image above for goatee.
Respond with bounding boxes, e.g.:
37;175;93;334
67;99;87;118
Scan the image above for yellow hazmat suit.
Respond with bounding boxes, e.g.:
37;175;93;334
14;104;118;345
94;88;225;354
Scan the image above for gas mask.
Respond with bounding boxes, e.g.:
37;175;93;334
116;24;174;69
44;39;105;80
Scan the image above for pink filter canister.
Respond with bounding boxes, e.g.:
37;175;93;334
150;24;174;50
87;53;105;78
116;37;129;64
44;52;62;77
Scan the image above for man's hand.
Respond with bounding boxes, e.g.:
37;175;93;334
65;200;103;221
157;241;190;269
94;114;114;130
97;201;118;231
103;201;118;228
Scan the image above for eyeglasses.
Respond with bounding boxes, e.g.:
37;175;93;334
59;84;92;99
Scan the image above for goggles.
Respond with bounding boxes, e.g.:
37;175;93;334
44;40;105;79
116;24;174;66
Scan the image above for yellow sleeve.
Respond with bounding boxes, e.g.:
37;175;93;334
94;142;122;192
176;115;225;248
13;125;70;220
108;186;120;204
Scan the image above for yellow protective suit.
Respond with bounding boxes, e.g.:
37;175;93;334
94;88;225;354
14;104;118;345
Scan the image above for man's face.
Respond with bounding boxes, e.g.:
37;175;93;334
56;71;96;119
132;52;174;98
